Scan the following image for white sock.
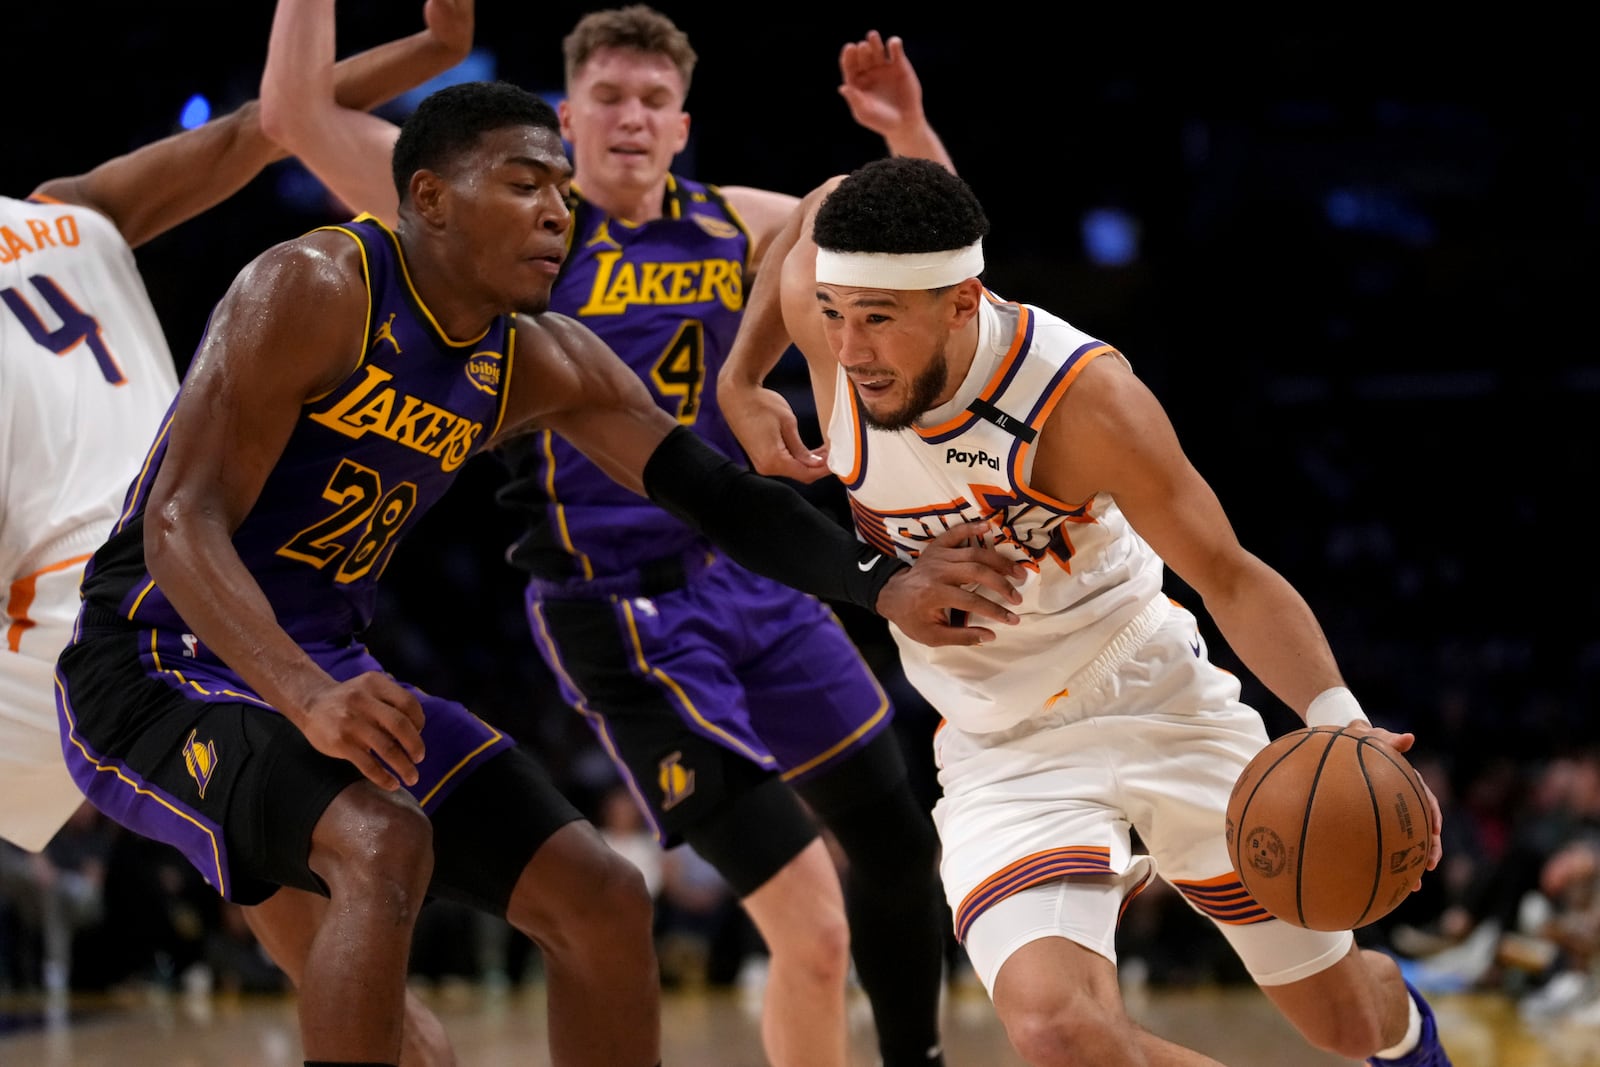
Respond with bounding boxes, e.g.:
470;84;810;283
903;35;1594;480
1372;990;1423;1060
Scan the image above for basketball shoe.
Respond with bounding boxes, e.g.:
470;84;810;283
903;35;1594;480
1368;981;1452;1066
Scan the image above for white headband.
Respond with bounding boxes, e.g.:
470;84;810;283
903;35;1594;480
813;240;984;290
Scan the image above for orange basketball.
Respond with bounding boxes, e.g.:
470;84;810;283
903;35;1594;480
1224;725;1430;931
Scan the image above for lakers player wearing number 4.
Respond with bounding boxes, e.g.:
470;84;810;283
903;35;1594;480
719;156;1455;1067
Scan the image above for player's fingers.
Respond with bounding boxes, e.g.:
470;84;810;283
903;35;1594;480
950;587;1019;626
349;750;404;792
885;35;907;63
839;40;869;79
902;620;996;647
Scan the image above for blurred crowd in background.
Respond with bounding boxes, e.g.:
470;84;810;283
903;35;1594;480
3;2;1596;1030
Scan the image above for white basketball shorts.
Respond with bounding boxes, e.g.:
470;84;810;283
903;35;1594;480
931;599;1353;994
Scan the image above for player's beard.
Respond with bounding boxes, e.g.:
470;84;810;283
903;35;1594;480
858;347;949;432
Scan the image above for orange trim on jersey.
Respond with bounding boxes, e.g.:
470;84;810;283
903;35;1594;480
839;378;866;486
1008;344;1117;511
914;294;1032;440
953;845;1113;943
1171;872;1275;925
6;553;91;651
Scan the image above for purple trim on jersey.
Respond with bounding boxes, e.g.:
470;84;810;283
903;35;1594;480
56;677;233;897
916;305;1038;445
1017;340;1105;425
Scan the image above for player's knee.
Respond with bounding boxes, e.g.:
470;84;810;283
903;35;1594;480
314;789;433;911
998;988;1120;1067
772;902;851;987
512;842;652;952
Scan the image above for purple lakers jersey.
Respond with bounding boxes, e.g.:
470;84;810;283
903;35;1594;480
498;176;748;579
80;215;514;668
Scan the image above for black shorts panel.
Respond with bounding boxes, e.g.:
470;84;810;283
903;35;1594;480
57;630;361;905
427;746;585;916
536;597;775;848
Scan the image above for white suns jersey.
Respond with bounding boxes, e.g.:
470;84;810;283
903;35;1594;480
827;293;1167;734
0;194;178;586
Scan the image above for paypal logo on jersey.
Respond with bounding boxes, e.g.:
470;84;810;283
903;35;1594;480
946;447;1001;471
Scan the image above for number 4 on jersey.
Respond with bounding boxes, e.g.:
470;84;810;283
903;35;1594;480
2;273;126;384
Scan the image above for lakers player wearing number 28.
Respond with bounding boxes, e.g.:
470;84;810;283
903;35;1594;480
718;156;1456;1067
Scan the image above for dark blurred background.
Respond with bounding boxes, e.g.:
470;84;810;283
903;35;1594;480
4;1;1597;1004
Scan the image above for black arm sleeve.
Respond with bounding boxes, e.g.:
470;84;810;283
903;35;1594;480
642;425;908;613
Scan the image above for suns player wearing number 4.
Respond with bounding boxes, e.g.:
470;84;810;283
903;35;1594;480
718;156;1455;1067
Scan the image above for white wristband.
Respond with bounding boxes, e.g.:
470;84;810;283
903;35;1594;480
1304;687;1371;729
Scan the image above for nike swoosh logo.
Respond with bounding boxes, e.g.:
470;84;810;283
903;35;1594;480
858;556;881;572
1190;639;1202;657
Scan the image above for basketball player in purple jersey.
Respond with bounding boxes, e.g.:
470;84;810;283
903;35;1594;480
6;1;475;1055
257;6;962;1065
54;80;1018;1067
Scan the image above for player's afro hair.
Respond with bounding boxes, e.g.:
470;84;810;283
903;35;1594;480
812;157;990;255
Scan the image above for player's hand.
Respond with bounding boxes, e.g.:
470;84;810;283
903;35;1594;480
299;672;427;791
837;31;924;138
721;381;831;483
1349;723;1443;887
875;521;1024;647
423;0;474;57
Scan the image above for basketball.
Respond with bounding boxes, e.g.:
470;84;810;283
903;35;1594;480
1225;725;1430;931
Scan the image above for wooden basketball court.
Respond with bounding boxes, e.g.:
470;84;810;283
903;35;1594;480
1;979;1593;1066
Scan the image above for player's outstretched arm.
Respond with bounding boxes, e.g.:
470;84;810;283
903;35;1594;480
502;314;1022;646
837;30;954;173
717;178;845;482
32;0;472;247
260;0;474;225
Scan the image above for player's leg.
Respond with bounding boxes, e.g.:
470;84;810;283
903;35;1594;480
684;772;850;1067
529;582;849;1067
725;569;947;1066
933;696;1216;1065
426;746;661;1067
1256;945;1448;1064
243;888;456;1067
973;888;1226;1067
789;729;946;1067
56;633;436;1064
1123;606;1451;1065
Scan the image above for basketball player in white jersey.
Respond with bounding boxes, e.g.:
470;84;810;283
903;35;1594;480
2;4;474;1059
718;156;1454;1067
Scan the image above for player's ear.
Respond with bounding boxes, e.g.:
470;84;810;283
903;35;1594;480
408;169;446;226
947;277;984;327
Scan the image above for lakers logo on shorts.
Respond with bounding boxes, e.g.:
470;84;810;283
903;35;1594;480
182;728;219;799
657;751;695;811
